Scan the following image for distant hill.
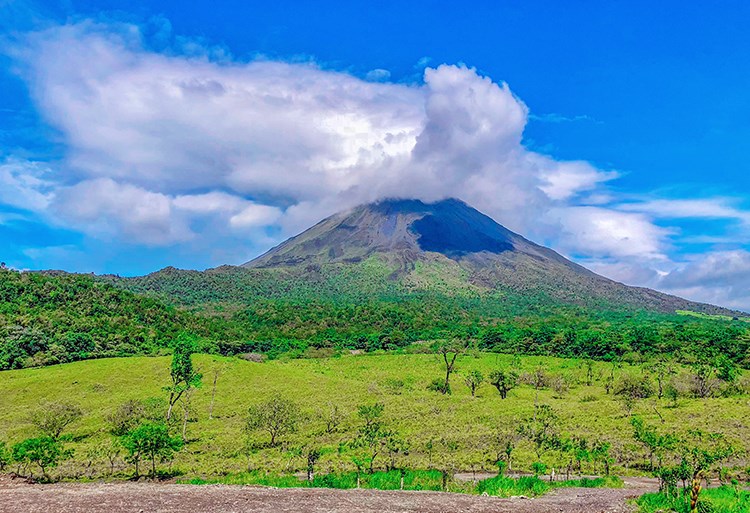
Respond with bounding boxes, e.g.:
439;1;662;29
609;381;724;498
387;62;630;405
0;269;203;370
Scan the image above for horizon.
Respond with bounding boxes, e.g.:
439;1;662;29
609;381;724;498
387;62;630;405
2;1;750;310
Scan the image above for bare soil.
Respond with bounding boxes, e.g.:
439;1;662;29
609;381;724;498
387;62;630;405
0;476;658;513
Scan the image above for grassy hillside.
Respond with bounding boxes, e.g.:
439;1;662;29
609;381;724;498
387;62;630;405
1;353;748;482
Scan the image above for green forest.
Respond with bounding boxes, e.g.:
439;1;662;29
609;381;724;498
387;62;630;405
2;268;750;371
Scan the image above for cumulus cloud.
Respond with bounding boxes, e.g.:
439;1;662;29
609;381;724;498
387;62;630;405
7;19;621;248
4;18;750;309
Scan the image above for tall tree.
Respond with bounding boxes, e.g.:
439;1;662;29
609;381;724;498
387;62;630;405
165;334;202;421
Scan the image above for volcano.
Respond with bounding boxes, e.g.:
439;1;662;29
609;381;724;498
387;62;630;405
241;198;735;315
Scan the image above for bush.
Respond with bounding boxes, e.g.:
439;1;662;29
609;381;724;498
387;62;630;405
427;378;451;394
615;374;654;399
107;398;164;436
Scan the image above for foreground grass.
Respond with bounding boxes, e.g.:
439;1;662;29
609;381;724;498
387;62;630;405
184;469;622;497
0;353;747;480
637;485;750;513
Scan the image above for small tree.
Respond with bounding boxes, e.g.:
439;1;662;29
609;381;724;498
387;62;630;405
631;416;679;471
351;402;391;473
0;441;10;472
121;422;182;479
29;401;82;440
165;334;202;422
12;437;71;480
305;445;321;482
434;339;467;395
322;403;344;434
464;370;484;397
487;428;517;473
246;396;302;447
584;359;595;386
518;404;560;461
679;430;735;513
489;369;518;399
591;440;613;476
648;358;676;399
691;361;719;399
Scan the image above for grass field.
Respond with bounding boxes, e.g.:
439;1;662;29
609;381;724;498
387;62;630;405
1;352;748;481
637;485;750;513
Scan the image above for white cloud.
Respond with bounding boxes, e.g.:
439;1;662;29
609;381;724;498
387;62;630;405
229;203;283;229
618;198;750;224
553;206;671;260
539;161;618;201
51;178;193;245
579;250;750;312
0;158;54;212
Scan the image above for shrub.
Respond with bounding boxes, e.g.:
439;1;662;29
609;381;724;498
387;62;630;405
615;374;654;399
107;399;164;436
427;378;451;394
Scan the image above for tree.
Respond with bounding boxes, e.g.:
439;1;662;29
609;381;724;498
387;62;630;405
12;437;71;480
434;339;467;395
165;333;202;422
0;442;9;472
121;422;182;479
591;440;613;476
631;416;679;471
304;445;321;482
321;403;344;434
584;359;595;386
678;430;734;513
488;369;518;399
29;401;83;440
207;359;228;420
486;428;517;473
647;358;676;399
463;370;483;397
691;361;719;398
351;402;391;473
246;396;301;447
518;404;560;461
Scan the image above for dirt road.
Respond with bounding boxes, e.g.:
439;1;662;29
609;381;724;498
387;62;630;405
0;477;657;513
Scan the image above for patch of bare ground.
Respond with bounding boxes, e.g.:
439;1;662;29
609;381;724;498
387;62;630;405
0;476;658;513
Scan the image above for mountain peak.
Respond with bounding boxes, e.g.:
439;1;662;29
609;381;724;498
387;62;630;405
245;197;566;269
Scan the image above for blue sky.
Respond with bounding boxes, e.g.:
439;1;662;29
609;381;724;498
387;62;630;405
2;0;750;310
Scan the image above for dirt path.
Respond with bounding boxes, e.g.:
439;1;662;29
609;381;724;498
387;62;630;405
0;477;658;513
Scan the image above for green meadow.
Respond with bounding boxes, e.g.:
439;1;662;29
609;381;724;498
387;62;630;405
1;352;748;482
